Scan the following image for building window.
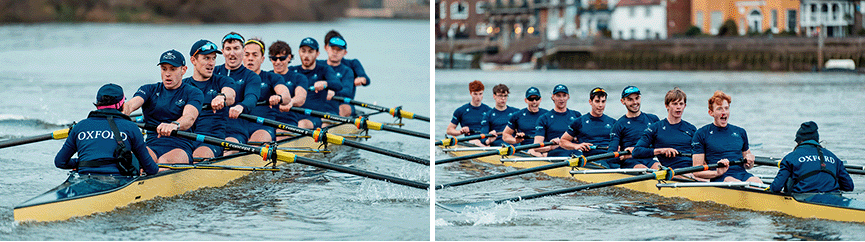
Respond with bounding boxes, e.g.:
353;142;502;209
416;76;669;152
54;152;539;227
645;6;651;17
710;11;722;35
629;6;635;18
646;29;651;39
821;4;828;22
476;22;489;36
695;11;704;31
787;10;797;32
810;4;816;21
450;1;468;20
832;4;838;21
476;1;486;14
771;10;777;30
618;30;623;39
440;1;447;19
630;29;635;39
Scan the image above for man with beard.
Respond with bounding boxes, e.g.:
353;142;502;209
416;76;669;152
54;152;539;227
214;32;261;151
183;39;237;159
531;84;581;157
242;38;293;143
288;37;342;128
502;87;547;146
559;87;616;167
691;90;760;183
607;86;660;169
268;40;311;130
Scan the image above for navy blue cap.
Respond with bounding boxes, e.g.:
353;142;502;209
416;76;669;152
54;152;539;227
300;37;319;51
157;49;185;67
95;83;124;106
190;39;222;57
552;84;568;94
525;87;541;98
622;85;641;98
328;36;347;49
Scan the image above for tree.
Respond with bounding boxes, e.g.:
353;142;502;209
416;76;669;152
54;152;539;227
717;19;739;36
685;26;702;36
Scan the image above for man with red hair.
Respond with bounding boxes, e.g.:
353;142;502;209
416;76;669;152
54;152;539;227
446;80;491;146
691;90;760;183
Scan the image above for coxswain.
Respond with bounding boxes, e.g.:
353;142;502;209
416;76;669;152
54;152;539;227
691;90;760;183
531;84;581;157
55;83;159;176
769;121;854;193
501;87;547;145
607;86;660;169
123;50;203;164
183;39;237;159
445;80;491;146
559;87;616;167
629;87;696;170
243;37;293;143
478;84;518;147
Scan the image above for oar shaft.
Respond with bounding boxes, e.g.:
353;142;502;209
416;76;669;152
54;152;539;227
755;156;865;175
289;107;430;139
332;95;430;122
0;128;69;149
435;134;495;146
435;142;554;165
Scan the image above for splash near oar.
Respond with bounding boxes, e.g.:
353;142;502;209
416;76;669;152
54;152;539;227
136;123;428;190
332;95;429;122
237;114;429;165
288;107;429;139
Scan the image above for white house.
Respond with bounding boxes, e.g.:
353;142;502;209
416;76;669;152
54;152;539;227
610;0;667;39
800;0;855;37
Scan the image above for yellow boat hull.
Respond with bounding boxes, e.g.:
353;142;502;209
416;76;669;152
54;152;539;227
14;123;359;222
441;144;865;223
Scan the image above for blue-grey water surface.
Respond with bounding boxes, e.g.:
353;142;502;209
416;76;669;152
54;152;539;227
0;19;430;240
435;70;865;240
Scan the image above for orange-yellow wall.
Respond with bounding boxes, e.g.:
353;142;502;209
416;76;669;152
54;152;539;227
692;0;801;34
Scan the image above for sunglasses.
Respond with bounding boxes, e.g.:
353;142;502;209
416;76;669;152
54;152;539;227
269;56;289;61
222;33;244;43
527;96;540;101
193;42;218;56
592;88;606;94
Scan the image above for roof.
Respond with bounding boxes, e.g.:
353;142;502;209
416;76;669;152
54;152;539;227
616;0;661;7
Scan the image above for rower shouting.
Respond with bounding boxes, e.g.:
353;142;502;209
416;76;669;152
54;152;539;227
691;90;760;183
214;32;262;150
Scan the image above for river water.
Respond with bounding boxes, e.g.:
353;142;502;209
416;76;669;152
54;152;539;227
0;19;430;240
435;70;865;240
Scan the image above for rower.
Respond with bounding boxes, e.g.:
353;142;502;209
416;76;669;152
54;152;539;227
608;85;660;169
501;87;547;146
214;32;262;152
559;87;616;167
691;90;760;183
242;37;293;143
123;50;203;164
479;84;518;147
629;87;696;169
268;40;310;129
323;30;371;117
531;84;581;157
55;83;159;176
769;121;854;193
288;37;343;128
183;39;237;159
445;80;491;146
319;33;355;117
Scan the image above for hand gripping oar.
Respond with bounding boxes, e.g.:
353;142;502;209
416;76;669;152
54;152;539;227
0;127;71;149
754;156;865;175
288;107;429;139
435;142;554;165
436;150;629;189
237;113;429;165
331;95;430;122
136;123;429;190
435;133;496;146
437;159;743;212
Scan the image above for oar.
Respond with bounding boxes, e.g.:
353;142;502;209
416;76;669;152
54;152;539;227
437;159;743;212
288;107;429;139
136;123;429;190
435;142;554;165
754;156;865;175
159;164;281;172
237;114;429;165
331;95;429;122
435;150;629;189
434;133;495;146
0;128;71;149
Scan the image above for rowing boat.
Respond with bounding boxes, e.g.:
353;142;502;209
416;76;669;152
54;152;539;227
14;122;363;222
438;143;865;223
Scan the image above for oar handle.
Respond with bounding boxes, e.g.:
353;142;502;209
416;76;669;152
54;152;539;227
289;107;430;139
435;134;498;146
435;142;555;165
202;101;269;110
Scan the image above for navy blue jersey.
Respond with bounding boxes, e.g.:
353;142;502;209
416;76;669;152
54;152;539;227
506;108;548;145
608;112;660;151
344;58;371;90
566;113;616;157
479;106;519;146
450;103;492;132
133;81;203;138
318;60;355;114
183;75;234;138
289;64;342;114
253;71;287;120
692;123;750;174
55;109;159;175
770;141;854;193
273;70;309;124
214;64;261;112
632;119;696;169
535;109;581;156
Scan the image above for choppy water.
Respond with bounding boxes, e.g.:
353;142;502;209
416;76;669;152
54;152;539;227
0;19;430;240
435;70;865;240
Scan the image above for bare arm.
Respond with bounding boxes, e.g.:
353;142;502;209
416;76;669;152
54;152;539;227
558;133;577;150
692;153;727;180
123;96;145;115
292;86;306;107
502;126;519;144
742;150;755;169
221;87;236;106
272;84;292;106
446;123;463;136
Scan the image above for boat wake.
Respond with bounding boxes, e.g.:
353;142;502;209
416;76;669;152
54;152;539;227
0;114;69;131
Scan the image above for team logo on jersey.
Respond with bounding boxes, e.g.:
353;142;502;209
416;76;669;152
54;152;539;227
570;117;575;121
605;124;611;129
732;132;740;137
336;72;342;78
207;89;217;95
176;99;185;106
627;121;631;125
522;113;526;116
312;74;318;79
156;92;160;97
662;126;666;130
137;89;147;95
684;131;692;136
492;113;496;117
586;120;589;124
237;79;244;85
260;82;268;89
709;131;714;135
